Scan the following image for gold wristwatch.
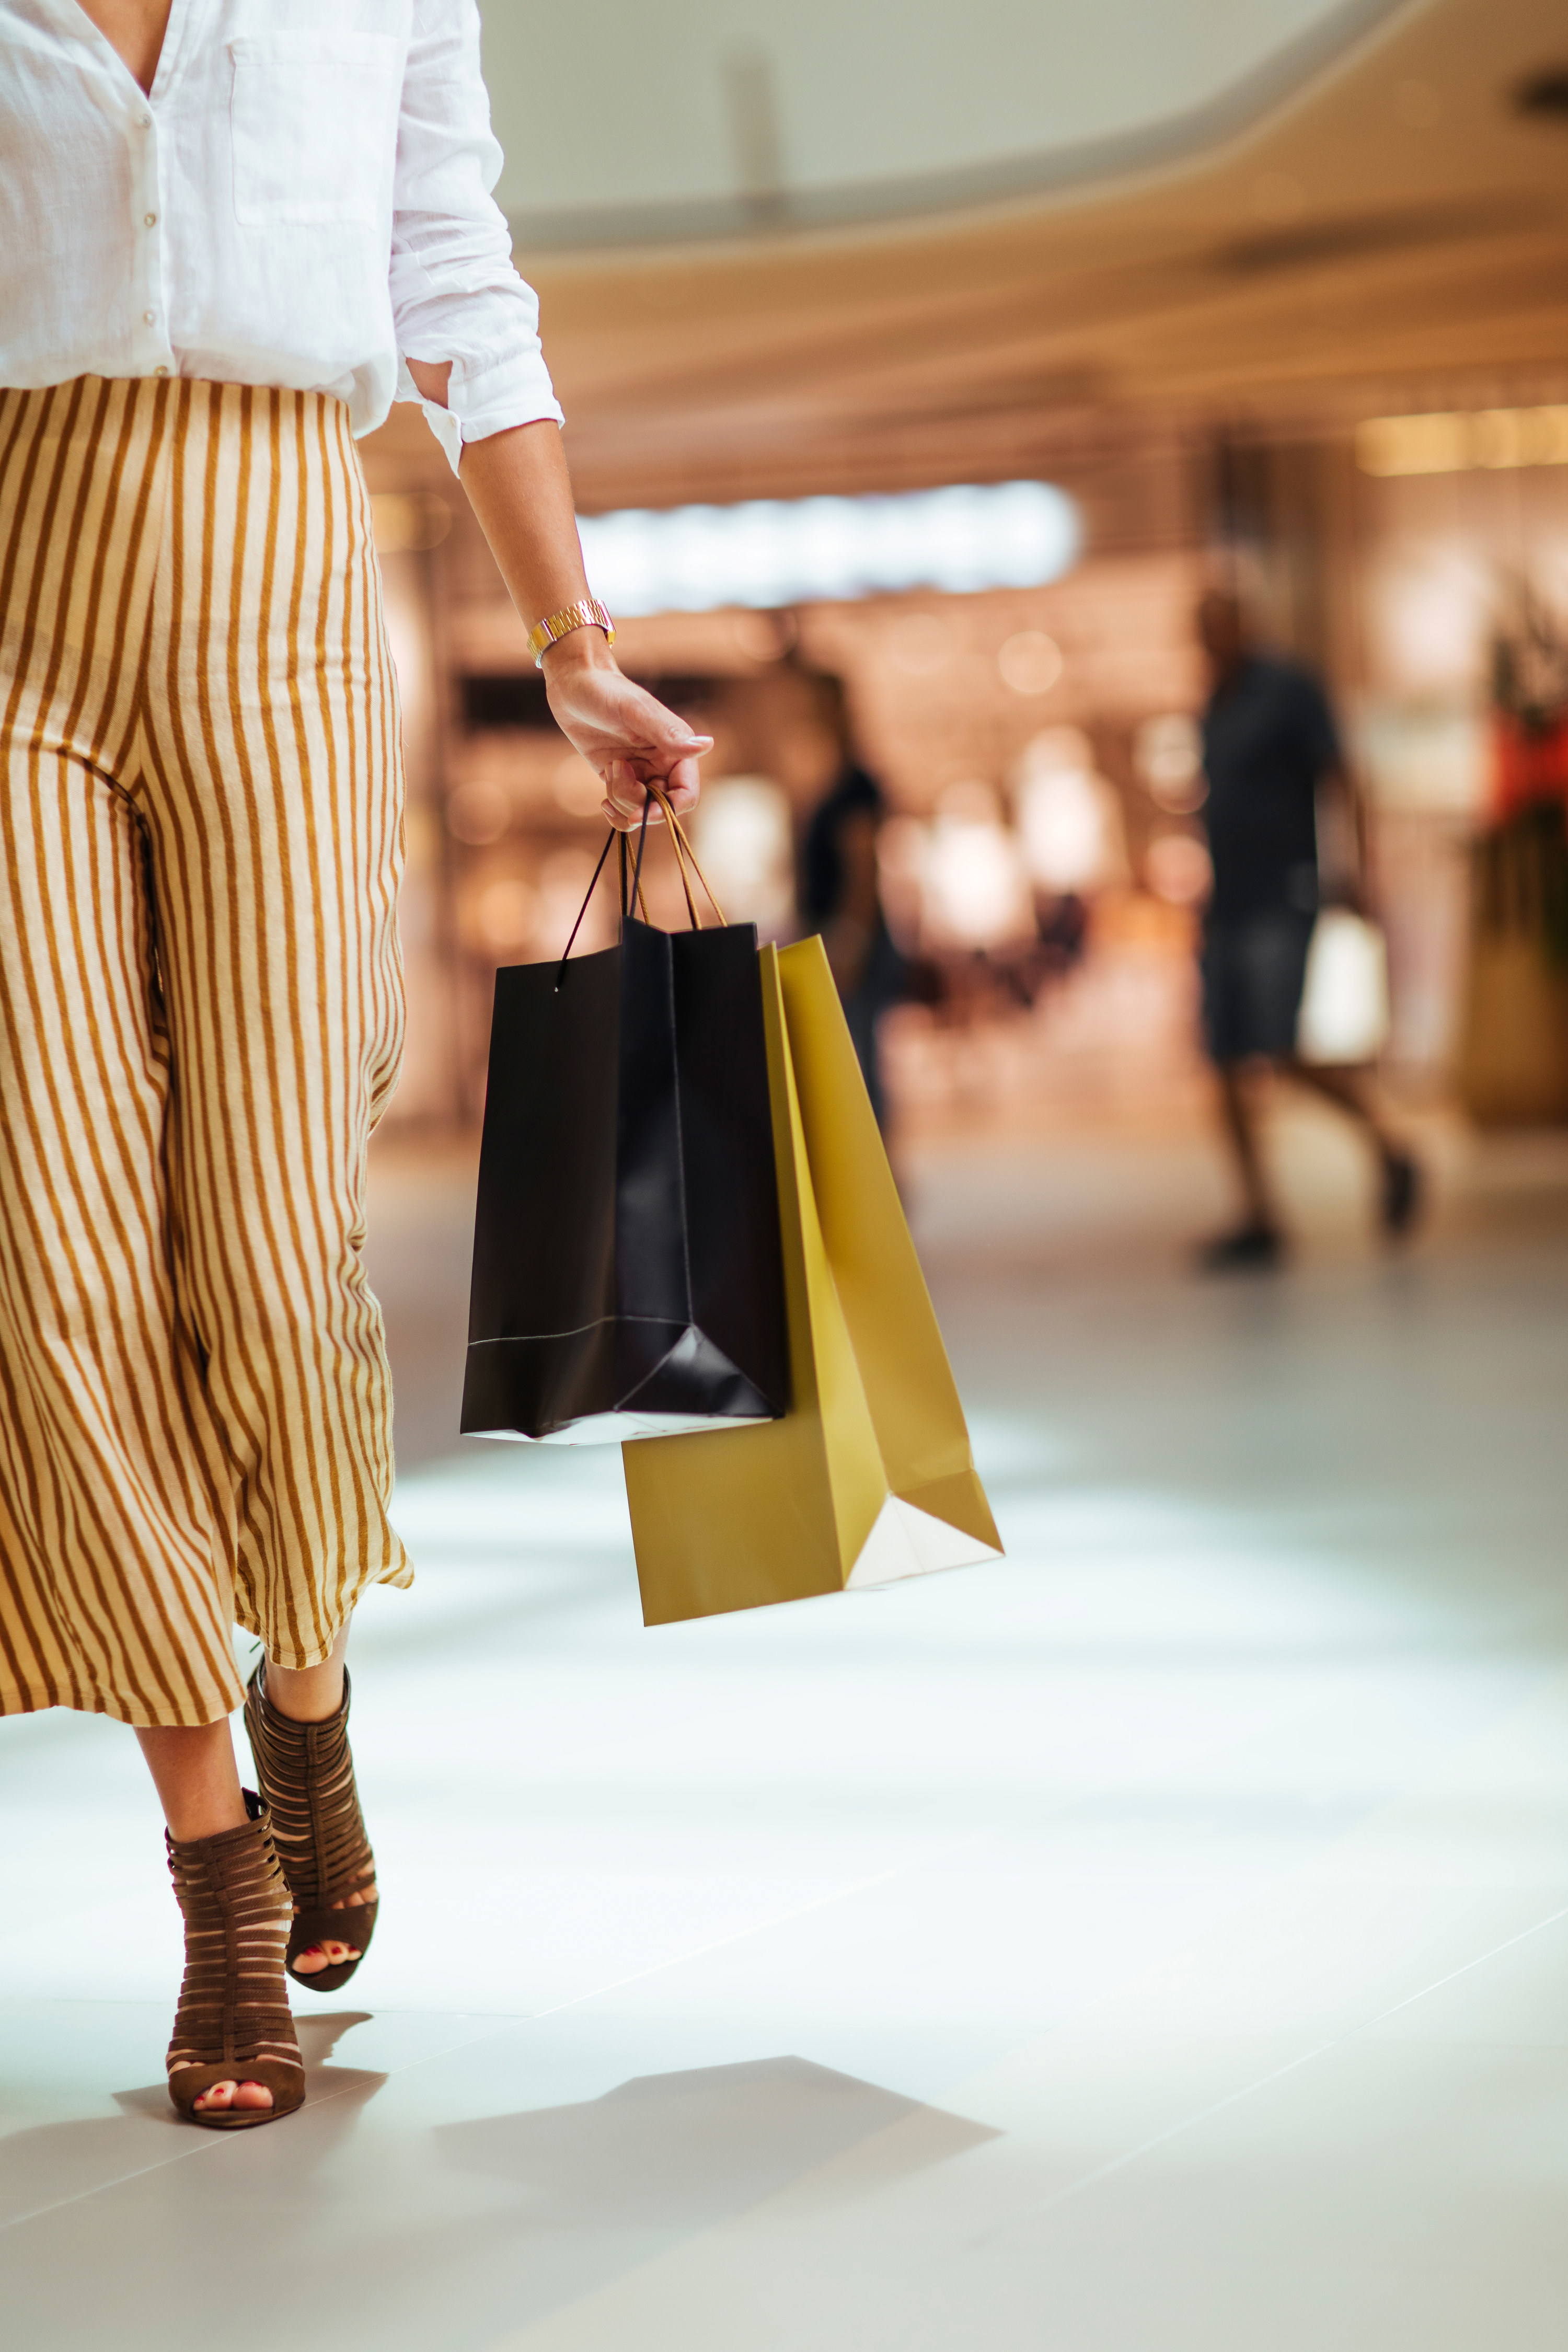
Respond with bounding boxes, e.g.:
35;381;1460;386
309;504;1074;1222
527;596;615;669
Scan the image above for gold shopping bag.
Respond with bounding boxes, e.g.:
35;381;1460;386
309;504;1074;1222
624;934;1002;1624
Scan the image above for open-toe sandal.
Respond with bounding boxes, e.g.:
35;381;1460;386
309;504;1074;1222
166;1790;304;2129
244;1659;378;1992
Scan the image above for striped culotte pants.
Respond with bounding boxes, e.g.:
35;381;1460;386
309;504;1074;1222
0;376;412;1729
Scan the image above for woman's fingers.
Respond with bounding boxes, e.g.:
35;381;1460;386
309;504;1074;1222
659;752;704;812
550;667;714;828
632;690;712;767
601;758;654;827
600;752;707;829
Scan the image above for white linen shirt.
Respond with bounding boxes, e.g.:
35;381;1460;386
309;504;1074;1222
0;0;562;467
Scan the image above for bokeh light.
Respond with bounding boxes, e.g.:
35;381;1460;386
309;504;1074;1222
1135;713;1208;813
1145;832;1212;904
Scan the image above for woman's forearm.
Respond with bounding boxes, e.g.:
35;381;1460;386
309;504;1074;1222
405;362;591;632
403;361;710;824
459;421;596;640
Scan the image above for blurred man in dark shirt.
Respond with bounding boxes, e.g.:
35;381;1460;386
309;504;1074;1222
799;674;905;1131
1196;590;1421;1267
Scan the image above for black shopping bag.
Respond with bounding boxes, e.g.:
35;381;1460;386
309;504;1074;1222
461;810;790;1444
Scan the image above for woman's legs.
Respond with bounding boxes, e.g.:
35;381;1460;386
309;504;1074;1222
1;385;411;1700
263;1623;349;1725
135;1720;247;1842
260;1624;377;1975
131;387;399;2100
1;380;402;2130
135;1717;269;2114
131;1617;371;2115
137;381;411;1675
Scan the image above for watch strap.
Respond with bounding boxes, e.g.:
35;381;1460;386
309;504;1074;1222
527;596;615;668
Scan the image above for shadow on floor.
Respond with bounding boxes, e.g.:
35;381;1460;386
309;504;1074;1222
1;2046;999;2352
0;2011;386;2231
439;2053;1000;2227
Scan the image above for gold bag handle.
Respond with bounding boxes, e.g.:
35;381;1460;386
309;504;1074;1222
643;782;729;928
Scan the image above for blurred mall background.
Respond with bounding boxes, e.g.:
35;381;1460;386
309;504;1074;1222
362;0;1568;1168
7;5;1568;2346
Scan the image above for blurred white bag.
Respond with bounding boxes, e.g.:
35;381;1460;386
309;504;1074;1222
1297;909;1390;1065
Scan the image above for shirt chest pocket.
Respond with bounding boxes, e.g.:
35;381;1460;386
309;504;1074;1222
228;32;401;226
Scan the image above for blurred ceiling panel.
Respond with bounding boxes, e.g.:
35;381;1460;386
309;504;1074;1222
364;0;1568;512
483;0;1410;247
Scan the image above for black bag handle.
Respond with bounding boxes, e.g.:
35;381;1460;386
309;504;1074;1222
554;827;616;990
552;799;652;992
553;787;728;993
626;790;658;920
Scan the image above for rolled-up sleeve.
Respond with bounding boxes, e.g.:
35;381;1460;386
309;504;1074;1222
389;0;563;471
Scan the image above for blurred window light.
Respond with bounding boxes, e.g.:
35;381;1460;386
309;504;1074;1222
688;776;796;937
921;782;1035;951
578;481;1080;616
1134;713;1207;812
997;630;1063;695
1018;773;1121;894
1014;729;1128;896
1354;704;1488;815
1357;406;1568;476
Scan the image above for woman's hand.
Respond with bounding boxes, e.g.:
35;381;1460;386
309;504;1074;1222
542;630;712;832
439;414;712;831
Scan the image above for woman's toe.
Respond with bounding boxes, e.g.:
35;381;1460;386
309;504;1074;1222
233;2081;273;2112
195;2080;237;2111
294;1939;359;1973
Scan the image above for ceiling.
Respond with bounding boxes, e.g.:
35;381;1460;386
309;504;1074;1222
482;0;1409;248
376;0;1568;512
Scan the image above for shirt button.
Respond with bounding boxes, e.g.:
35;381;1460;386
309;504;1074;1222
143;309;156;326
154;365;169;378
144;212;157;227
139;111;152;128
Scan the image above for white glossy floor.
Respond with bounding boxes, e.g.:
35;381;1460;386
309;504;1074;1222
3;1104;1567;2349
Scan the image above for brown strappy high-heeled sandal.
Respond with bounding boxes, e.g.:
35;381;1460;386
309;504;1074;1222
244;1659;379;1993
166;1790;305;2129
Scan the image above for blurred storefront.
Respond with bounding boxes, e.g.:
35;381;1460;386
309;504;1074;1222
363;390;1568;1137
1218;400;1568;1102
362;0;1568;1138
361;415;1215;1133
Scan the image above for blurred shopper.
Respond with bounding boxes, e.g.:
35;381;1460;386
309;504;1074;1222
1194;591;1421;1268
800;673;906;1128
0;0;706;2132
